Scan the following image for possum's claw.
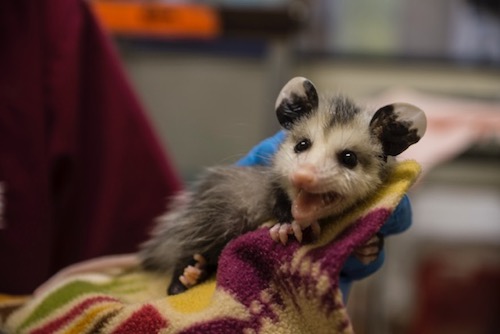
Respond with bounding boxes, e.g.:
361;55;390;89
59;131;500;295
179;266;201;287
179;253;207;288
269;223;292;244
269;222;304;245
269;224;281;243
279;224;291;244
291;221;303;243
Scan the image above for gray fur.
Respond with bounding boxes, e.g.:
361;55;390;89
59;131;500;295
139;166;278;272
327;95;361;126
139;77;426;294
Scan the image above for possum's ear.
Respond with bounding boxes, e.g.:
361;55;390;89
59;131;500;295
275;77;319;129
370;103;427;156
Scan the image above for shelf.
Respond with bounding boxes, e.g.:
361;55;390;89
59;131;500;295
89;0;304;40
90;1;221;39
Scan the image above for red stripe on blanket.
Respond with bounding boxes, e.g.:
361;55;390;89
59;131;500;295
31;296;118;334
111;304;168;334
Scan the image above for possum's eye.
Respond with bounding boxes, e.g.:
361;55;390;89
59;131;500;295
338;150;358;168
294;139;312;153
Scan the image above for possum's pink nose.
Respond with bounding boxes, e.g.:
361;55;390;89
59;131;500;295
290;164;318;189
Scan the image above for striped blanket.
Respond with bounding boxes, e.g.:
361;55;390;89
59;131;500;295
0;161;421;334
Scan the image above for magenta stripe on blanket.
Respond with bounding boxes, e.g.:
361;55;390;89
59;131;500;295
218;208;391;317
31;296;118;334
180;318;251;334
217;228;300;306
111;304;168;334
311;208;392;268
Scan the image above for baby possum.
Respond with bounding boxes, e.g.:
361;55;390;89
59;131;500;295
139;77;427;295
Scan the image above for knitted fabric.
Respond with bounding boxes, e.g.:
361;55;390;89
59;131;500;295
0;161;421;334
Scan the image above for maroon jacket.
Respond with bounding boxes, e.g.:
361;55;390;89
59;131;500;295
0;0;182;294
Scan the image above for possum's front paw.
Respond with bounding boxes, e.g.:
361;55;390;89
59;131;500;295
178;253;207;288
269;221;320;245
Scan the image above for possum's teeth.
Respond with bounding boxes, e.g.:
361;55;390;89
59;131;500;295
292;189;340;225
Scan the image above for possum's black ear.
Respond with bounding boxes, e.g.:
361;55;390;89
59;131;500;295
370;103;427;156
275;77;319;129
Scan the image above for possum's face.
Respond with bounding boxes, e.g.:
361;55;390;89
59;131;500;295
272;77;426;226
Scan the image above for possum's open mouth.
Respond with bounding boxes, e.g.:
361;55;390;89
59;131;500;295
292;189;340;225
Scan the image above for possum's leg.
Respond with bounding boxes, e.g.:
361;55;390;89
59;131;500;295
167;239;226;295
168;254;213;295
168;258;195;295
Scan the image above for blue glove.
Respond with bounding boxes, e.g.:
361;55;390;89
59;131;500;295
237;131;412;301
236;131;287;167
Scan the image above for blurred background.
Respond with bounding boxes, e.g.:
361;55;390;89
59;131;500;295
91;0;500;333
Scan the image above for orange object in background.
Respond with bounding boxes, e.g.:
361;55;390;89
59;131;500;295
90;1;221;39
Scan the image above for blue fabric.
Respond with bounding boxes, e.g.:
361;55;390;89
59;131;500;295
237;131;413;301
236;131;286;167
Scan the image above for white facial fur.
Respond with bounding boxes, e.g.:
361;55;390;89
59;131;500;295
273;77;426;226
272;97;386;224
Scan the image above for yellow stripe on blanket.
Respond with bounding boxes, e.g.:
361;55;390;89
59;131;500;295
167;279;216;313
